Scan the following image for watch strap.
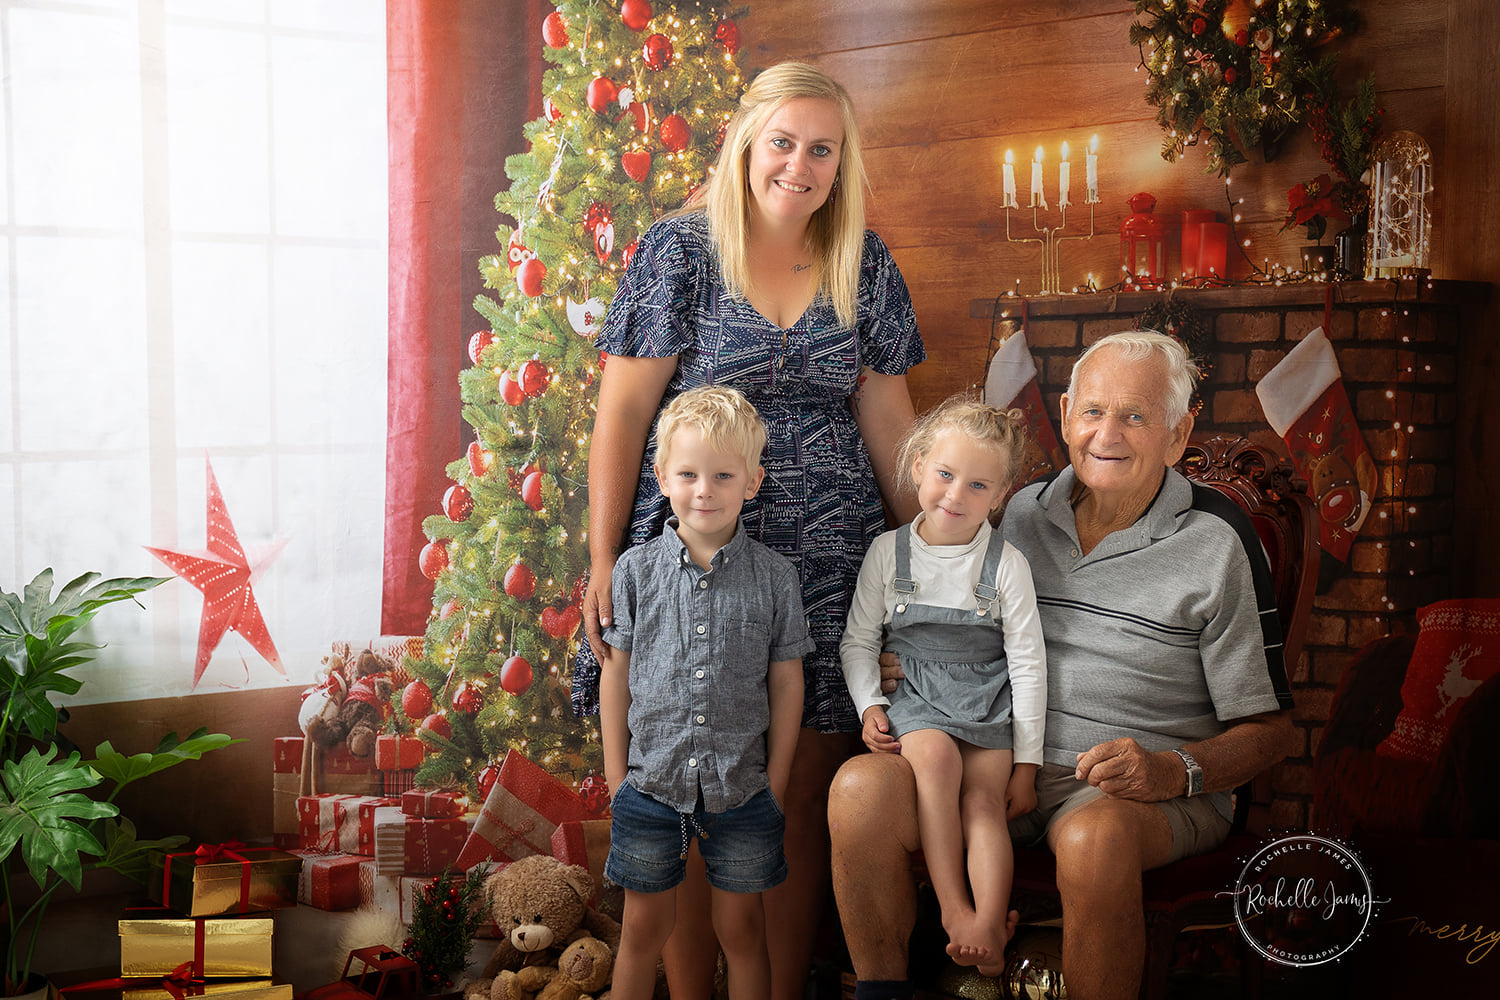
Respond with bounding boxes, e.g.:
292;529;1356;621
1170;747;1203;798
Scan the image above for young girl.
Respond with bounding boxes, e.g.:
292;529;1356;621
840;396;1046;967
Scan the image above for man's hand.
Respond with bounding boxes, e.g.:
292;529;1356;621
1075;738;1180;802
861;706;901;754
877;651;905;695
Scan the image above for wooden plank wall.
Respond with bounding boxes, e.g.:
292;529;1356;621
738;0;1499;596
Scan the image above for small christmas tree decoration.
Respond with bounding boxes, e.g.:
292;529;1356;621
518;359;550;397
622;148;651;183
521;472;545;512
503;562;536;600
541;605;582;640
516;257;546;296
543;96;562;123
403;679;434;718
477;761;501;800
466;441;494;477
586;76;618;113
439;599;461;620
643;33;673;71
714;18;740;54
402;866;488;991
420;712;451;740
442;484;473;522
621;0;652;31
498;370;525;405
660;113;690;152
500;655;534;695
452;681;485;714
578;773;610;817
419;540;449;580
542;11;568;48
467;330;495;365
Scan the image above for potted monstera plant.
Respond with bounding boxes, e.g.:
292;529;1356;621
0;569;238;998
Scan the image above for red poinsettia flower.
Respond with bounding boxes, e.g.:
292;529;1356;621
1281;173;1344;242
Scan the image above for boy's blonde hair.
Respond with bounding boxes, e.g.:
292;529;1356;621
895;396;1029;497
685;61;868;329
655;386;767;471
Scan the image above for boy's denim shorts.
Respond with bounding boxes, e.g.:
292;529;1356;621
605;780;788;894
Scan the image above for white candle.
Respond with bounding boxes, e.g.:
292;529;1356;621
1031;147;1047;209
1085;134;1099;204
1059;142;1071;209
1002;149;1017;208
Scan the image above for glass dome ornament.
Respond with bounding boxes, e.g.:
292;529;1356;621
1365;129;1432;278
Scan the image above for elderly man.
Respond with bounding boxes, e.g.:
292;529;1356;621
829;331;1295;1000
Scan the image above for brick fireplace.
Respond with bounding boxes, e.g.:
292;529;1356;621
972;278;1490;829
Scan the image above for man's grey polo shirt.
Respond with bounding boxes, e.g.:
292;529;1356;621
606;517;815;813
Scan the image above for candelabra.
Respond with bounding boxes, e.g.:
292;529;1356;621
1002;140;1099;295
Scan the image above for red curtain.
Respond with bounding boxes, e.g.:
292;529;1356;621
383;0;545;634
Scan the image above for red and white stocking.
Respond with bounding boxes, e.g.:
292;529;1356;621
984;331;1067;487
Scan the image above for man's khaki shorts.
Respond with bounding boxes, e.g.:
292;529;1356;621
1008;762;1231;864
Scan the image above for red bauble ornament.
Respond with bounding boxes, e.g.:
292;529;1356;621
541;11;568;48
521;458;546;478
659;113;690;153
620;0;652;31
578;773;610;817
503;562;536;600
442;484;472;522
1224;67;1238;85
402;679;434;718
621;240;640;271
498;370;525;406
468;330;495;365
467;441;494;477
521;471;545;511
713;18;741;54
500;655;533;695
540;604;582;639
622;149;651;183
543;96;562;123
516;257;546;297
586;77;618;114
420;712;451;740
452;680;484;714
477;761;501;799
418;540;448;580
642;33;673;71
518;358;549;397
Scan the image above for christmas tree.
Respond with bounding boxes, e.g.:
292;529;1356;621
400;0;747;792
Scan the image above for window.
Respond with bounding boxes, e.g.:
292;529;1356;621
0;0;387;700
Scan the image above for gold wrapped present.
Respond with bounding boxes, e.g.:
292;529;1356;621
147;843;301;917
122;980;292;1000
119;909;273;978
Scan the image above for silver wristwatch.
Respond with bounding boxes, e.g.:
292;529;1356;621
1171;748;1203;798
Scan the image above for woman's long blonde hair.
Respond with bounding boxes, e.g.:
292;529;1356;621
689;61;868;329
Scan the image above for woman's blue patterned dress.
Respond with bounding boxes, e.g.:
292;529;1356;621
571;211;925;733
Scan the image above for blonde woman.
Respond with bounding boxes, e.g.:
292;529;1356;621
575;62;924;999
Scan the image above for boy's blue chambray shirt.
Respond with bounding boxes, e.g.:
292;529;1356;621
605;517;815;813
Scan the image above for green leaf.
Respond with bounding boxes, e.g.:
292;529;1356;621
0;746;117;890
92;816;190;882
89;729;240;789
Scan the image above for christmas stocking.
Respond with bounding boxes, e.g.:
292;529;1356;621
984;330;1067;488
1255;327;1377;589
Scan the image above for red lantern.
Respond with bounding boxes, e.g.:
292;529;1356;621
1120;192;1166;287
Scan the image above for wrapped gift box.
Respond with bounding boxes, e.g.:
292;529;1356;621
295;793;397;854
400;789;468;819
454;749;586;869
358;861;499;937
371;806;469;875
272;736;380;847
375;734;423;771
549;820;611;904
147;845;300;917
380;769;417;797
118;909;273;978
289;850;367;910
272;736;376;777
61;978;290;1000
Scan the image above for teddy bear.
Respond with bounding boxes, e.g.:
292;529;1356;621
463;854;621;1000
304;647;393;759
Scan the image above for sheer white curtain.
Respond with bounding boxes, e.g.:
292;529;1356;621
0;0;388;700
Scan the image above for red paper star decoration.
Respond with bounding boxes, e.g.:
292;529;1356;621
146;456;286;688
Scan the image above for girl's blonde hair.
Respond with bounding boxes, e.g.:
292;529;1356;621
895;397;1030;499
687;61;867;329
655;385;767;472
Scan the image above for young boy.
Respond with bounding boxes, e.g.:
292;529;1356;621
600;385;812;1000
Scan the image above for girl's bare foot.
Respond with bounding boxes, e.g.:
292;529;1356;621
943;911;994;967
974;909;1022;977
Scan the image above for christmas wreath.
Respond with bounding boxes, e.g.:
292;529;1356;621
1130;0;1358;175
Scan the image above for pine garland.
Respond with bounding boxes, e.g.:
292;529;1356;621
1130;0;1358;175
402;866;489;992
